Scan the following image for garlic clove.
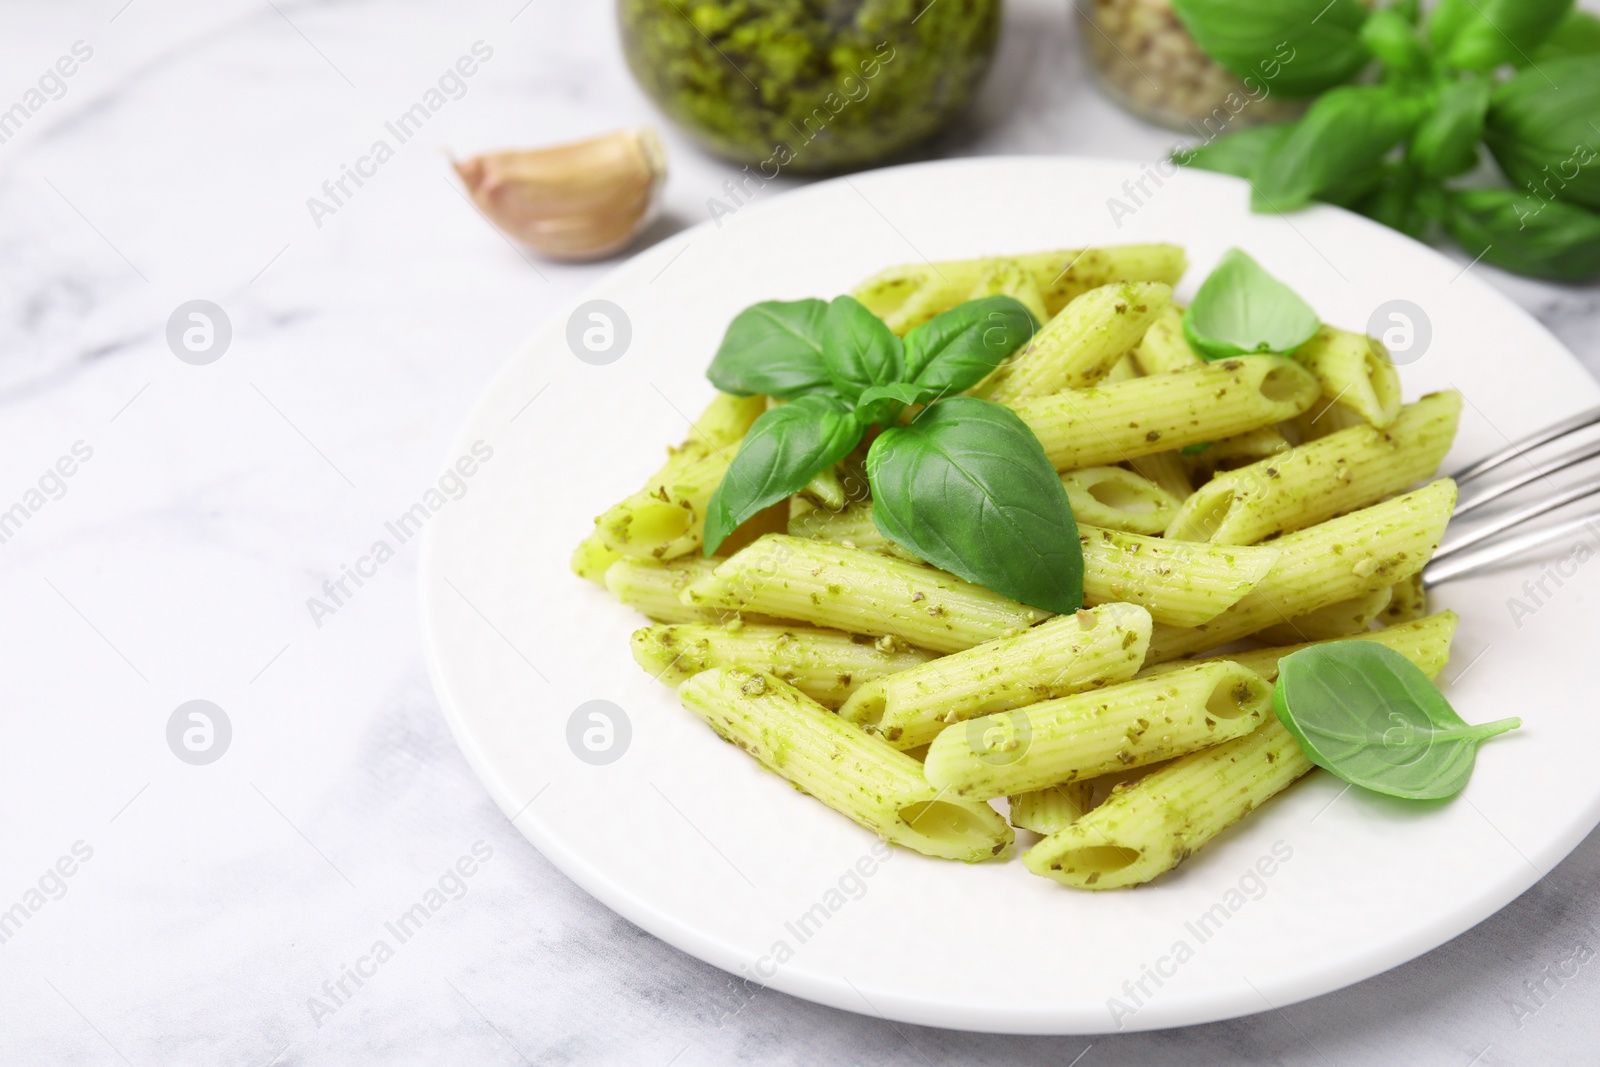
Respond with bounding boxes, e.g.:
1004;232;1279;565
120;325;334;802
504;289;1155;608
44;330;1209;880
453;127;667;262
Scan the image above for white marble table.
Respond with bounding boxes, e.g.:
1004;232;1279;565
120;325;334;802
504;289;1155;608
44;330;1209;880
2;1;1597;1064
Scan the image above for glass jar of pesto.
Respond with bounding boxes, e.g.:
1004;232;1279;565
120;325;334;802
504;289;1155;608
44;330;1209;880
619;0;1001;172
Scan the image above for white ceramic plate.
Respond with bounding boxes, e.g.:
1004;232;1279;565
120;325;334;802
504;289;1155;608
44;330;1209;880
421;157;1600;1034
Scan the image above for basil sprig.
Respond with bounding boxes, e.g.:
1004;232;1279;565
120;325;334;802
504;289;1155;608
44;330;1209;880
1485;56;1600;212
1442;188;1600;281
1175;0;1600;281
702;294;1085;613
1250;84;1430;212
1409;79;1491;179
1274;642;1520;800
1429;0;1572;73
1182;249;1320;361
1170;0;1371;98
1534;9;1600;60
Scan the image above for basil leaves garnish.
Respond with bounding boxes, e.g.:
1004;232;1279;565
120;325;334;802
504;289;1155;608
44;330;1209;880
901;295;1038;396
703;395;862;553
867;398;1084;612
706;299;831;397
701;294;1082;613
820;295;904;401
1181;249;1321;361
1274;642;1520;800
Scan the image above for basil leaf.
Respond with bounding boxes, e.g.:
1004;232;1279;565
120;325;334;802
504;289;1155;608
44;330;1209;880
1485;56;1600;212
1429;0;1573;72
854;381;931;427
1533;9;1600;60
1169;0;1370;98
865;397;1083;613
818;295;903;402
702;395;862;555
902;295;1038;397
1252;85;1429;212
1359;9;1430;74
1349;164;1435;241
1176;124;1292;180
1442;188;1600;281
707;299;831;398
1274;642;1521;800
1181;249;1321;361
1409;79;1492;179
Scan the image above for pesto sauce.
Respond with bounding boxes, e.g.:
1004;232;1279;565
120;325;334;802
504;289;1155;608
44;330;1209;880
619;0;1000;171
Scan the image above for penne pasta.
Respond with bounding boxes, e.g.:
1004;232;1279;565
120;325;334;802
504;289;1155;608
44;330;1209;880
630;622;935;708
572;533;623;586
589;392;767;561
1145;479;1457;663
677;668;1014;862
1166;391;1462;544
578;240;1479;893
606;558;732;624
1252;585;1394;646
1059;467;1184;536
1079;526;1278;626
838;603;1152;750
1018;245;1188;319
923;662;1273;800
681;535;1048;653
1127;452;1194;500
1185;425;1293;476
975;282;1172;401
1103;353;1140;384
1292;325;1403;429
1139;610;1459;682
784;502;1272;627
965;259;1050;322
852;244;1188;334
1381;572;1429;626
1131;303;1201;375
1009;356;1320;471
1023;717;1311;890
1009;782;1094;835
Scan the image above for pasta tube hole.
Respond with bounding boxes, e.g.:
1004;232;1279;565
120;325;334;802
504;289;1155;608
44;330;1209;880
1086;478;1161;514
1259;364;1312;404
899;801;1002;851
842;687;887;728
1055;844;1141;875
623;497;696;545
1206;674;1268;720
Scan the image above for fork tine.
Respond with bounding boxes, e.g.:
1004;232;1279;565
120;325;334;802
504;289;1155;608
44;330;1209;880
1423;507;1600;587
1453;435;1600;518
1433;476;1600;562
1452;404;1600;486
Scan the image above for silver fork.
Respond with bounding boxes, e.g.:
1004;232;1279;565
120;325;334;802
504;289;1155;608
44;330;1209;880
1422;405;1600;586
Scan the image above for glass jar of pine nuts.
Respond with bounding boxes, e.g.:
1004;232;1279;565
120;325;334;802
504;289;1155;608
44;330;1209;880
1076;0;1305;132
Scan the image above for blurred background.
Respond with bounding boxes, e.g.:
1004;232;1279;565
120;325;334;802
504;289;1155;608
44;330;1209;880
0;1;1596;1064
